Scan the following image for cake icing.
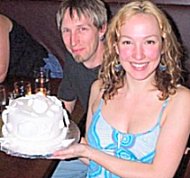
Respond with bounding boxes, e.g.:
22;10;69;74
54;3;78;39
1;93;71;155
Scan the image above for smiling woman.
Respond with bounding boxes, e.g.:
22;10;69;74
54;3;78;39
115;13;163;81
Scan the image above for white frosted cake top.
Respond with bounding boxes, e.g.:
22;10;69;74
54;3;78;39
1;93;71;155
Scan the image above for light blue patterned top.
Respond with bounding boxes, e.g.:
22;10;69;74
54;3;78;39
87;98;169;178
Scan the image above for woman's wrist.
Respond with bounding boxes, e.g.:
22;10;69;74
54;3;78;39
85;145;95;160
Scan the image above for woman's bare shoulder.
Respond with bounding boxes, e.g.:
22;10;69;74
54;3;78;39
91;79;102;90
171;85;190;110
175;85;190;101
90;80;103;101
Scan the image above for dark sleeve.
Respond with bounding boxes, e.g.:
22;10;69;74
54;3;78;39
57;57;77;101
7;18;48;79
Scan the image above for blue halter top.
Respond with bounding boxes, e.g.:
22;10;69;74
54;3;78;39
87;98;169;178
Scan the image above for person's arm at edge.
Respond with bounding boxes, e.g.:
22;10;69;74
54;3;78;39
0;15;11;82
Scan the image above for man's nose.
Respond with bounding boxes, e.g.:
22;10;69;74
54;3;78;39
70;31;79;47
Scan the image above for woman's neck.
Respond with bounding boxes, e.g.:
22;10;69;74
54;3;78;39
124;75;157;95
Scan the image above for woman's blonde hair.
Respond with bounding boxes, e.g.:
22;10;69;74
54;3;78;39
99;0;183;101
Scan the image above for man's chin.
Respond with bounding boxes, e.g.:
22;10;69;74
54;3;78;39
74;58;84;63
74;56;86;63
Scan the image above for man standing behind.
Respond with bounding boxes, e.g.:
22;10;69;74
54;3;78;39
52;0;109;177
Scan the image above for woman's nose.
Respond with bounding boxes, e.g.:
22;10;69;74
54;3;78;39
132;44;145;60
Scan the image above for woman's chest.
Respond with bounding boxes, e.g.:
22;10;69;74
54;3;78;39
101;97;164;134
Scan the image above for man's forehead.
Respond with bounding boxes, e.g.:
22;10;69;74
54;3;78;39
65;9;91;21
62;9;94;26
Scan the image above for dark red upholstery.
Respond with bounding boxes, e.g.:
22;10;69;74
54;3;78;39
0;0;190;85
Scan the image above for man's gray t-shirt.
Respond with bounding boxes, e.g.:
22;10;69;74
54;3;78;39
58;55;100;113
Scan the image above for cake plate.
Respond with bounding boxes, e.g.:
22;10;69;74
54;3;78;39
0;120;80;159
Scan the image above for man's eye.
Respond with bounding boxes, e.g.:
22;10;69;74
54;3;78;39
79;27;88;32
62;29;69;33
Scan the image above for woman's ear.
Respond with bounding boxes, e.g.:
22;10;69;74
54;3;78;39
161;47;164;55
115;44;119;55
161;36;165;55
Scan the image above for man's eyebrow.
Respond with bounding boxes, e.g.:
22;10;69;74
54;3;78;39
76;23;92;27
61;23;93;30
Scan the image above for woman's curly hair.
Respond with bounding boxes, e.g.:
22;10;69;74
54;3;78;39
99;0;183;101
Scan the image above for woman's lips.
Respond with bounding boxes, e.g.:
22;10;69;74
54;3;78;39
130;62;149;70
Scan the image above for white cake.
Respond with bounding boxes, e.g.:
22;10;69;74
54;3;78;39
1;93;71;156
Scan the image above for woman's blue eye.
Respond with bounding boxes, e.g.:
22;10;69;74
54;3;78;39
146;40;156;44
122;41;131;45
